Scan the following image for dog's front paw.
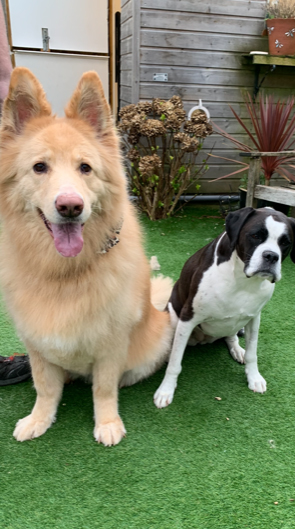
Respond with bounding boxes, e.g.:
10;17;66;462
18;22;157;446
94;416;126;446
154;379;177;409
246;372;267;393
13;414;53;441
229;344;245;364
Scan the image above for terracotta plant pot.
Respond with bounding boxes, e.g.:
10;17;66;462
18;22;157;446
266;18;295;56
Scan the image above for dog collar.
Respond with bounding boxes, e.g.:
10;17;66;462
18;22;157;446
98;218;123;254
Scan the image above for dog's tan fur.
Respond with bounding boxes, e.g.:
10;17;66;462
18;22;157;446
0;68;173;446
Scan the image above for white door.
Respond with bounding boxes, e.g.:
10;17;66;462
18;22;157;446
8;0;109;108
8;0;108;53
14;51;109;115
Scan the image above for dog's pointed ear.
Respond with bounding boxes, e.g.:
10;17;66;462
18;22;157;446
289;217;295;263
65;71;112;136
226;207;255;250
1;67;51;135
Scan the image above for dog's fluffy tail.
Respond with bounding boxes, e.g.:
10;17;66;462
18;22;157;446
151;274;173;311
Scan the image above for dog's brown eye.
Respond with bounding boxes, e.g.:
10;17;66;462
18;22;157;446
33;162;48;174
251;233;260;240
281;235;290;246
80;163;92;174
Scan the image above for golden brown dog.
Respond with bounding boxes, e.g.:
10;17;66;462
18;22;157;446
0;67;173;446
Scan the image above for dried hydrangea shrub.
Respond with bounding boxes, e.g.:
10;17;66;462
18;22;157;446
118;97;213;220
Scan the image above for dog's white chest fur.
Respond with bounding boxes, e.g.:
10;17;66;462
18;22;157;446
192;250;274;337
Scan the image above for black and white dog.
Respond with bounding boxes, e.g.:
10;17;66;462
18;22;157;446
154;207;295;408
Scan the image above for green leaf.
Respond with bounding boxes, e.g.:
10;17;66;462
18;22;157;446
170;155;174;160
160;114;166;121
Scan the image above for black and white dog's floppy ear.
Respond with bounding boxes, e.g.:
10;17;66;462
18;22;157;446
226;207;255;251
289;218;295;263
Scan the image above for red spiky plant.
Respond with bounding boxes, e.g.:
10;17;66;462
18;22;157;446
211;92;295;184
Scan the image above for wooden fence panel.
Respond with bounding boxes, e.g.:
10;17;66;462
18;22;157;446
141;11;265;37
120;0;133;104
120;0;295;192
140;0;266;18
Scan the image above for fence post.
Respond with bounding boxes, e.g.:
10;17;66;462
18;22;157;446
246;156;261;208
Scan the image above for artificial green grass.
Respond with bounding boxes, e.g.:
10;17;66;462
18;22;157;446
1;205;295;529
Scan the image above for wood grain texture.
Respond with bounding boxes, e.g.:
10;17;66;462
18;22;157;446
246;157;261;207
121;55;132;70
121;0;132;24
141;31;268;54
131;0;140;103
121;36;132;55
140;84;295;101
121;86;132;102
141;49;246;70
252;55;295;67
141;11;265;37
121;18;132;40
140;66;256;87
203;135;252;149
254;185;295;206
120;0;133;103
140;0;266;18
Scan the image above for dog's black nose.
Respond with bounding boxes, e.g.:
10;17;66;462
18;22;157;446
262;251;279;264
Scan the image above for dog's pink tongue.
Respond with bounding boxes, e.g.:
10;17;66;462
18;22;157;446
51;223;84;257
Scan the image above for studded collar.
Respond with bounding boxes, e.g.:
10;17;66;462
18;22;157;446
98;218;123;254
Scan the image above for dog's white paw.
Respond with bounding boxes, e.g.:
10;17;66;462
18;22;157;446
154;379;177;408
13;414;53;441
229;344;245;364
246;372;267;393
94;416;126;446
